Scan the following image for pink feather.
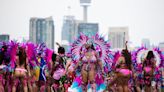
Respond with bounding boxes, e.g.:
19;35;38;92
45;48;53;62
113;51;120;64
95;74;104;86
9;41;19;69
26;42;36;67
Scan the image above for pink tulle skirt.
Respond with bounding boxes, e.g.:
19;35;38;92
53;68;65;80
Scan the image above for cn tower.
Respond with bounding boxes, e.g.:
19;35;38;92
80;0;91;22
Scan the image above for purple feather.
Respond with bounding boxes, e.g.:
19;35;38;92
26;42;37;67
8;41;19;69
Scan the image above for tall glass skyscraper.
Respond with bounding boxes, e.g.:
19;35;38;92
0;34;10;42
62;16;79;43
78;23;98;37
29;16;54;49
108;27;129;49
61;16;81;51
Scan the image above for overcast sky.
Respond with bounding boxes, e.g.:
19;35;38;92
0;0;164;47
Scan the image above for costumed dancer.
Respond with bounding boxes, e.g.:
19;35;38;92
44;47;53;92
2;42;13;92
12;42;29;92
133;47;164;92
56;42;74;92
106;41;133;92
132;47;147;92
142;50;156;92
68;33;112;92
51;52;65;92
0;42;8;92
64;52;75;92
26;42;38;92
35;43;48;92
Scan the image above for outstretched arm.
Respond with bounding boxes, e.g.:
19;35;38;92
125;41;128;50
65;58;71;73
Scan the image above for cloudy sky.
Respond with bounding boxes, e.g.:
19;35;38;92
0;0;164;47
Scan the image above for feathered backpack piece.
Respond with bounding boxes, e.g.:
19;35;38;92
7;41;19;71
70;33;113;73
26;42;37;68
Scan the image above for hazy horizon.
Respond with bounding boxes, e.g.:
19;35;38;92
0;0;164;47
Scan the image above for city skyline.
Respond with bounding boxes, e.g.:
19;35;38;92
108;27;129;49
0;0;164;48
29;16;54;49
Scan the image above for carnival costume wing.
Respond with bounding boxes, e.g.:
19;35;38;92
92;34;113;73
45;48;53;62
132;47;163;68
7;41;19;71
153;47;164;67
153;47;164;82
70;33;113;69
45;47;53;70
132;47;147;65
112;51;121;70
26;42;37;68
132;47;164;83
70;33;89;62
36;43;47;57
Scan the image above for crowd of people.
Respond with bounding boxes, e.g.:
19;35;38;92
0;34;163;92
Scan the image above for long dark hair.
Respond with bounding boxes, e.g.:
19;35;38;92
121;41;132;70
17;47;26;66
51;52;64;64
121;49;132;70
144;50;154;66
58;47;65;54
56;42;65;54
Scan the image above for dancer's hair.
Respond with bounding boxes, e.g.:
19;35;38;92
52;52;57;62
58;47;65;54
144;50;154;66
121;41;132;70
85;43;95;51
56;42;65;54
17;47;26;66
51;52;64;63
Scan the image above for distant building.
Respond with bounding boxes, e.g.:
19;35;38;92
78;23;98;37
61;16;81;51
141;38;150;48
62;16;79;43
0;34;10;42
80;0;91;22
108;27;129;49
29;16;54;49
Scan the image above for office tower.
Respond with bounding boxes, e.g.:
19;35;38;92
108;27;129;49
29;16;54;49
0;34;10;42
